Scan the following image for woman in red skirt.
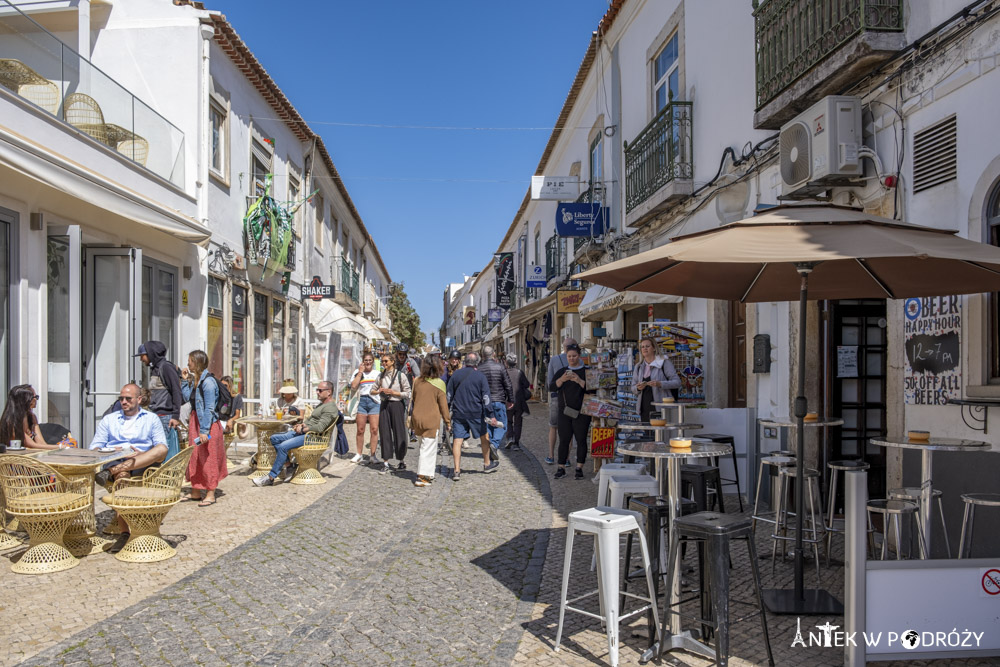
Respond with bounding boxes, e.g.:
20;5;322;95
181;350;227;506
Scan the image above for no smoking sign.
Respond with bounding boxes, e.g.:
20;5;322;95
982;568;1000;596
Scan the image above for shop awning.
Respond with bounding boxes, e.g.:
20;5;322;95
578;284;682;322
507;293;556;328
0;125;211;245
309;299;369;337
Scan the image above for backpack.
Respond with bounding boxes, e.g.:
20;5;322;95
192;373;234;421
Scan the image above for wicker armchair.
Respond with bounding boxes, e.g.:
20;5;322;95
0;483;23;553
116;136;148;165
19;80;60;115
63;92;108;144
290;421;336;485
0;454;91;574
101;447;193;563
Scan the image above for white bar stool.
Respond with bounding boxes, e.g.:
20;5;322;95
958;493;1000;558
592;473;658;571
596;462;647;506
556;506;660;667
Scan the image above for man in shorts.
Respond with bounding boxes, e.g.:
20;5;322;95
545;337;576;465
445;352;497;481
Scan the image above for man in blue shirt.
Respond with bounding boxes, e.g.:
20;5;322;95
90;383;168;481
446;352;498;481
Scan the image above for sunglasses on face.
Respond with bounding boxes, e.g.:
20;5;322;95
119;395;138;402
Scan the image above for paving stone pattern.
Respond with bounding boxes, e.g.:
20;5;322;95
19;429;551;667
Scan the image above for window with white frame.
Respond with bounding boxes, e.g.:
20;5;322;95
314;193;325;252
209;98;228;180
653;32;680;112
250;135;273;196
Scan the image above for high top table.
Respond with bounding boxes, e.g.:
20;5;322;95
869;435;991;558
617;439;733;663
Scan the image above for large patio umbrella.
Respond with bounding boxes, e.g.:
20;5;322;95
578;202;1000;614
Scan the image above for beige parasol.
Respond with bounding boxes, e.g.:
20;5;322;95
579;202;1000;616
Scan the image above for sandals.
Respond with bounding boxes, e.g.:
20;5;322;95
197;498;216;507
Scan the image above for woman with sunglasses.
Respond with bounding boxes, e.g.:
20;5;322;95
0;385;55;450
349;351;381;464
181;350;226;506
373;353;410;474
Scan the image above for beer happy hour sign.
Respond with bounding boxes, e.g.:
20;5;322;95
903;296;961;405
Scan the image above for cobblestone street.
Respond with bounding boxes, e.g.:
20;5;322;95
3;413;996;666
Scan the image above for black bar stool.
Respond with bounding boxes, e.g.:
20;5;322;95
659;511;775;666
682;464;725;513
621;495;697;646
695;433;743;511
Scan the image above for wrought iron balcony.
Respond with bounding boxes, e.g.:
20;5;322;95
753;0;904;127
336;257;360;311
624;101;693;215
545;234;567;282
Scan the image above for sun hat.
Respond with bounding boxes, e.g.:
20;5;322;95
278;386;299;394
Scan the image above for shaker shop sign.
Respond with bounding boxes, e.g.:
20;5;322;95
903;296;961;405
302;276;333;300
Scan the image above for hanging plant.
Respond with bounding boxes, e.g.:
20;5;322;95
243;174;316;279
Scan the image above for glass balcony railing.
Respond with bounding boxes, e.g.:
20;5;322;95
624;100;693;212
753;0;904;109
0;1;185;186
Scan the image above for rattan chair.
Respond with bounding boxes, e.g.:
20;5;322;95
63;92;108;144
0;483;23;552
101;448;193;563
0;454;91;574
116;136;148;165
18;80;59;115
290;421;336;485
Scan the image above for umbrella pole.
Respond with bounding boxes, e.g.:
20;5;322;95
762;264;843;615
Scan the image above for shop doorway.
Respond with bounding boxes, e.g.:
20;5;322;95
827;299;887;502
83;247;142;442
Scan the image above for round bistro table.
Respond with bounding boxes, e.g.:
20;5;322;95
236;416;298;480
869;435;990;559
617;440;733;663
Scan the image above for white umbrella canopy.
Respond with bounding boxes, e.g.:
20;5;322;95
578;203;1000;301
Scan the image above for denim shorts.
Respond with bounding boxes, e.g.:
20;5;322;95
357;394;381;415
452;417;485;440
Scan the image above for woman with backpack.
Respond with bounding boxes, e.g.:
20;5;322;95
180;349;227;506
374;352;410;474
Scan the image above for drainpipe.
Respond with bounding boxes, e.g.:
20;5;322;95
77;0;90;57
197;22;214;227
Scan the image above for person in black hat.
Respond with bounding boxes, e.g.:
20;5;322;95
136;341;183;461
395;343;420;442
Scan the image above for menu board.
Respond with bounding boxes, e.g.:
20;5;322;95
903;296;961;405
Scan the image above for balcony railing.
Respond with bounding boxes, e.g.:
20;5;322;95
339;257;359;304
0;1;186;185
624;101;693;213
753;0;904;109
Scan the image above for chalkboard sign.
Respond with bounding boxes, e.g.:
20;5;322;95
903;296;961;405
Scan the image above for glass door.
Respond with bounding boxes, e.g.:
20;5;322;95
84;247;142;444
46;226;83;436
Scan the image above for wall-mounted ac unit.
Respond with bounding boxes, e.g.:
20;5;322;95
780;95;862;199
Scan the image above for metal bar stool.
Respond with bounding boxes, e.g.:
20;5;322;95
556;506;660;667
866;499;925;560
958;493;1000;558
825;460;870;563
889;487;950;558
681;464;726;513
695;433;744;511
751;455;796;535
772;466;824;582
659;511;775;667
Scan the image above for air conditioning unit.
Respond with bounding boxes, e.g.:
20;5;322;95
780;95;863;198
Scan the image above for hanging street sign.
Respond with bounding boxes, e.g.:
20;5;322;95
488;307;503;322
495;252;515;309
526;263;547;288
302;275;334;301
555;202;608;237
531;175;580;200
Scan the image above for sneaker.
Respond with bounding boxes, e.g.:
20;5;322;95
575;468;584;480
379;463;392;475
504;439;514;450
544;457;555;465
564;461;572;468
452;471;461;482
350;453;363;464
252;475;274;487
511;442;522;451
490;444;500;461
483;460;500;474
396;461;407;471
414;476;432;487
409;433;418;443
554;467;566;479
369;455;382;466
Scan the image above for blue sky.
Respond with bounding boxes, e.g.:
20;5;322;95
210;0;611;340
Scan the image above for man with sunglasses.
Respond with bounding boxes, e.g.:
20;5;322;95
252;381;340;486
90;383;168;482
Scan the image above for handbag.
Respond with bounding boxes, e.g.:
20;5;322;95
563;406;580;419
